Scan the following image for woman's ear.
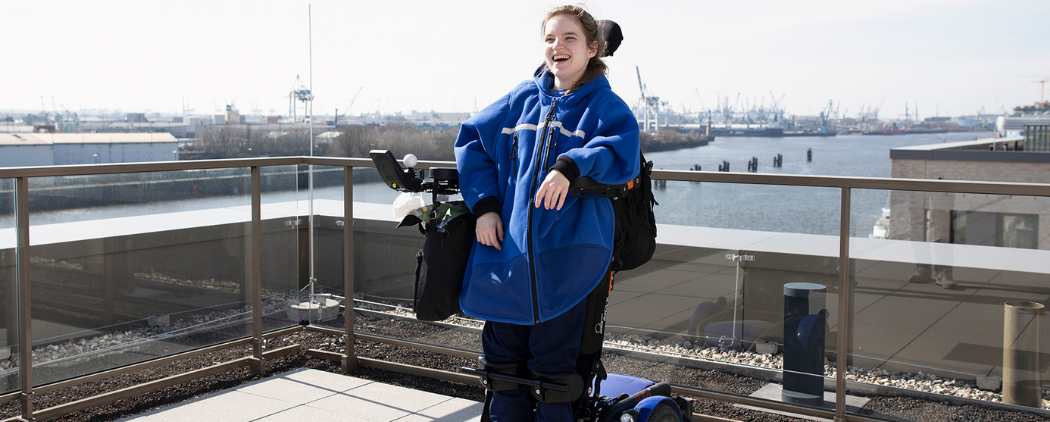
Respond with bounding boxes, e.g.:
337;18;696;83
588;40;598;59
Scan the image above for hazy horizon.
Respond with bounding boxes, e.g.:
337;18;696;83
2;0;1048;120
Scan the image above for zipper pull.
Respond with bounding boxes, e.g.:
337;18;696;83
511;132;519;175
511;132;518;159
544;127;557;170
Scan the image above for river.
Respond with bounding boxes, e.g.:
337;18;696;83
5;131;991;239
352;131;993;238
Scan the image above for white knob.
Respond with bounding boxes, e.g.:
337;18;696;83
403;154;418;168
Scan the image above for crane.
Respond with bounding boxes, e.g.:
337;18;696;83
332;87;363;127
52;96;61;126
695;88;712;134
288;75;313;122
1036;78;1049;104
819;100;833;132
636;66;660;132
867;97;885;121
344;87;363;116
769;91;785;122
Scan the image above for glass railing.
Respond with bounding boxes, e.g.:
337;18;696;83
1;156;1048;421
338;165;479;352
22;168;259;386
1;178;15;396
846;188;1050;418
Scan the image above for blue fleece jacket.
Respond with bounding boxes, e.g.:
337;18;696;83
454;71;640;325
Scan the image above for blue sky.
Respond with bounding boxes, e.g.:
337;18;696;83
2;0;1047;119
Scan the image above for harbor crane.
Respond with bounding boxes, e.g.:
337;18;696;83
769;91;785;122
636;66;660;132
819;100;833;132
695;88;712;135
334;87;363;126
288;75;314;123
345;87;363;116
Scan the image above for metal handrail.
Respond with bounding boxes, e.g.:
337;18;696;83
2;156;1048;198
4;155;1050;422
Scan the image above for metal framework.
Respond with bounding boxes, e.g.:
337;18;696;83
2;156;1050;422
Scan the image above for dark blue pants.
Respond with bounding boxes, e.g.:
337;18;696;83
482;298;588;422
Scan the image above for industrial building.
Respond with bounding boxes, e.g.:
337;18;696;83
0;132;178;167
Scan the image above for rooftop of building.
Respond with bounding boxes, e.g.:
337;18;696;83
0;132;178;146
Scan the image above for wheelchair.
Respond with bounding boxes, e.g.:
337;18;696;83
370;150;691;422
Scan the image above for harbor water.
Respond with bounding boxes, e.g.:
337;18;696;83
352;131;993;239
4;131;991;240
644;131;993;238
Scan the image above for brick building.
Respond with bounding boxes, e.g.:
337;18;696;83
888;135;1050;249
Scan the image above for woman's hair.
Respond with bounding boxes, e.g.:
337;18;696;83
541;5;608;92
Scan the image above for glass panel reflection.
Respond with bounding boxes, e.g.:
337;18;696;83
334;163;479;352
600;180;843;410
1;178;15;395
850;189;1050;418
259;165;302;333
27;169;255;386
296;165;346;329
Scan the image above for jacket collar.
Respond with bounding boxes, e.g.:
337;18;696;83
532;70;609;107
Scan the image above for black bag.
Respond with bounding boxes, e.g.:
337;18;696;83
609;153;658;271
401;200;476;321
570;153;658;272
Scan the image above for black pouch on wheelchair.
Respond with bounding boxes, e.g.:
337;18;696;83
403;200;476;321
580;272;611;356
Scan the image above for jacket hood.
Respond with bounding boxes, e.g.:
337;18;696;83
532;70;610;107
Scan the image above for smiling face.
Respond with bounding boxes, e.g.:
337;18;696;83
543;14;598;91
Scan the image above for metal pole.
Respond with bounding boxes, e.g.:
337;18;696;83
835;187;852;421
15;176;33;420
307;4;316;309
250;166;265;375
342;167;357;373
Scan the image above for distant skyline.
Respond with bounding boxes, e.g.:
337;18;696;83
2;0;1048;120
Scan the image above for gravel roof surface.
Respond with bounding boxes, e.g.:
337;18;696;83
1;311;1046;422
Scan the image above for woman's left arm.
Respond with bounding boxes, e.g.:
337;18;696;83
551;99;640;187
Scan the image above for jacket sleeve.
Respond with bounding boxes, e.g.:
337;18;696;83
454;92;511;216
556;96;640;186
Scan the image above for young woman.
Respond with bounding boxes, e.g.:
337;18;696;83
454;5;639;421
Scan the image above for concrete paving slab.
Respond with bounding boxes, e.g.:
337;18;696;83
396;398;486;422
615;268;705;292
118;369;483;422
279;367;373;393
231;374;357;405
606;292;702;329
607;290;644;307
306;381;451;421
121;390;291;422
658;272;738;299
255;404;345;421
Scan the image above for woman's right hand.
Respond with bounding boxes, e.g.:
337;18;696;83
476;212;503;250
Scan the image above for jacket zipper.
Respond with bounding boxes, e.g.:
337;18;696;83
511;132;518;176
527;100;557;323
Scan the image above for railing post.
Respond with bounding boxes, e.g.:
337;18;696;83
342;166;357;373
16;177;34;420
249;166;265;376
835;187;852;421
